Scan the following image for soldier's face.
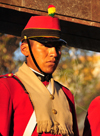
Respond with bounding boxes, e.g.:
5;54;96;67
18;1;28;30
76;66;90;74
28;40;62;74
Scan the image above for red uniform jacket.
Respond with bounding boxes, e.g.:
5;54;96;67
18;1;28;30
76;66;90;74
0;74;79;136
83;96;100;136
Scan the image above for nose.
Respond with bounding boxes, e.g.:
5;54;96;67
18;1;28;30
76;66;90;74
49;47;61;57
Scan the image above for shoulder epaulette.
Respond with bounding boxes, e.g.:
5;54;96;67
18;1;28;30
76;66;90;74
0;73;14;78
0;73;27;93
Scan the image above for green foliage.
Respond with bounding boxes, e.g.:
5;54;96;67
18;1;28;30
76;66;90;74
53;47;100;116
0;33;21;74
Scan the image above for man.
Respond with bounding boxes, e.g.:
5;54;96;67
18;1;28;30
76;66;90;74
0;5;79;136
83;96;100;136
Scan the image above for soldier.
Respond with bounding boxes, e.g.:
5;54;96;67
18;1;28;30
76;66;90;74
83;96;100;136
0;5;79;136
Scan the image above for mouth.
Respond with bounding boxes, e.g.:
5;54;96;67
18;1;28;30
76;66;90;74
47;60;58;65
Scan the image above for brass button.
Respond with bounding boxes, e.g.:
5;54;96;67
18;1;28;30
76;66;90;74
50;94;54;100
8;73;12;77
24;36;27;39
52;109;57;114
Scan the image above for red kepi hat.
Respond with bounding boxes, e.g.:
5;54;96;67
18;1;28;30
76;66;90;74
21;5;67;45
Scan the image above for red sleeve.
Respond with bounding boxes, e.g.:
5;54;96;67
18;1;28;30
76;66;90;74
83;96;100;136
62;86;79;136
0;79;13;136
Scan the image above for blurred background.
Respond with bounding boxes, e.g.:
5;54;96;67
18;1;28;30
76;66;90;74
1;0;100;135
1;34;100;135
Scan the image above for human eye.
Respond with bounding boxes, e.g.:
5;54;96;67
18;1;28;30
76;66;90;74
56;44;62;50
43;43;53;48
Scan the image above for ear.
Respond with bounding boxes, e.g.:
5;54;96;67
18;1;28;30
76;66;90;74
20;42;29;57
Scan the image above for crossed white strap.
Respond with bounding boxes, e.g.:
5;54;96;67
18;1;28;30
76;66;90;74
23;81;52;136
23;111;37;136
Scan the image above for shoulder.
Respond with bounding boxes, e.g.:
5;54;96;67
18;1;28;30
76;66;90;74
87;96;100;126
0;73;26;100
0;73;17;84
0;73;25;90
0;74;15;102
88;96;100;114
0;73;13;78
54;80;74;104
0;73;15;79
0;73;14;86
86;97;100;136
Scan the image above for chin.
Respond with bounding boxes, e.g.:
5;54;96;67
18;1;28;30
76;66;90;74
43;66;57;74
44;69;55;74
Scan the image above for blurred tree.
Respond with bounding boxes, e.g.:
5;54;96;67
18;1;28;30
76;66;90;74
53;47;100;134
53;47;100;115
0;33;21;74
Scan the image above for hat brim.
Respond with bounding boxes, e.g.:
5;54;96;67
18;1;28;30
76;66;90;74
29;37;67;46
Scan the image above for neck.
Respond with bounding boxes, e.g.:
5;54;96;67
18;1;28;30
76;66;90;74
29;66;52;82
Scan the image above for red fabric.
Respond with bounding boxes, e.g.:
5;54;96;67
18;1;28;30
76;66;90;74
0;74;79;136
0;75;33;136
62;85;79;136
48;5;55;8
83;96;100;136
24;16;60;30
